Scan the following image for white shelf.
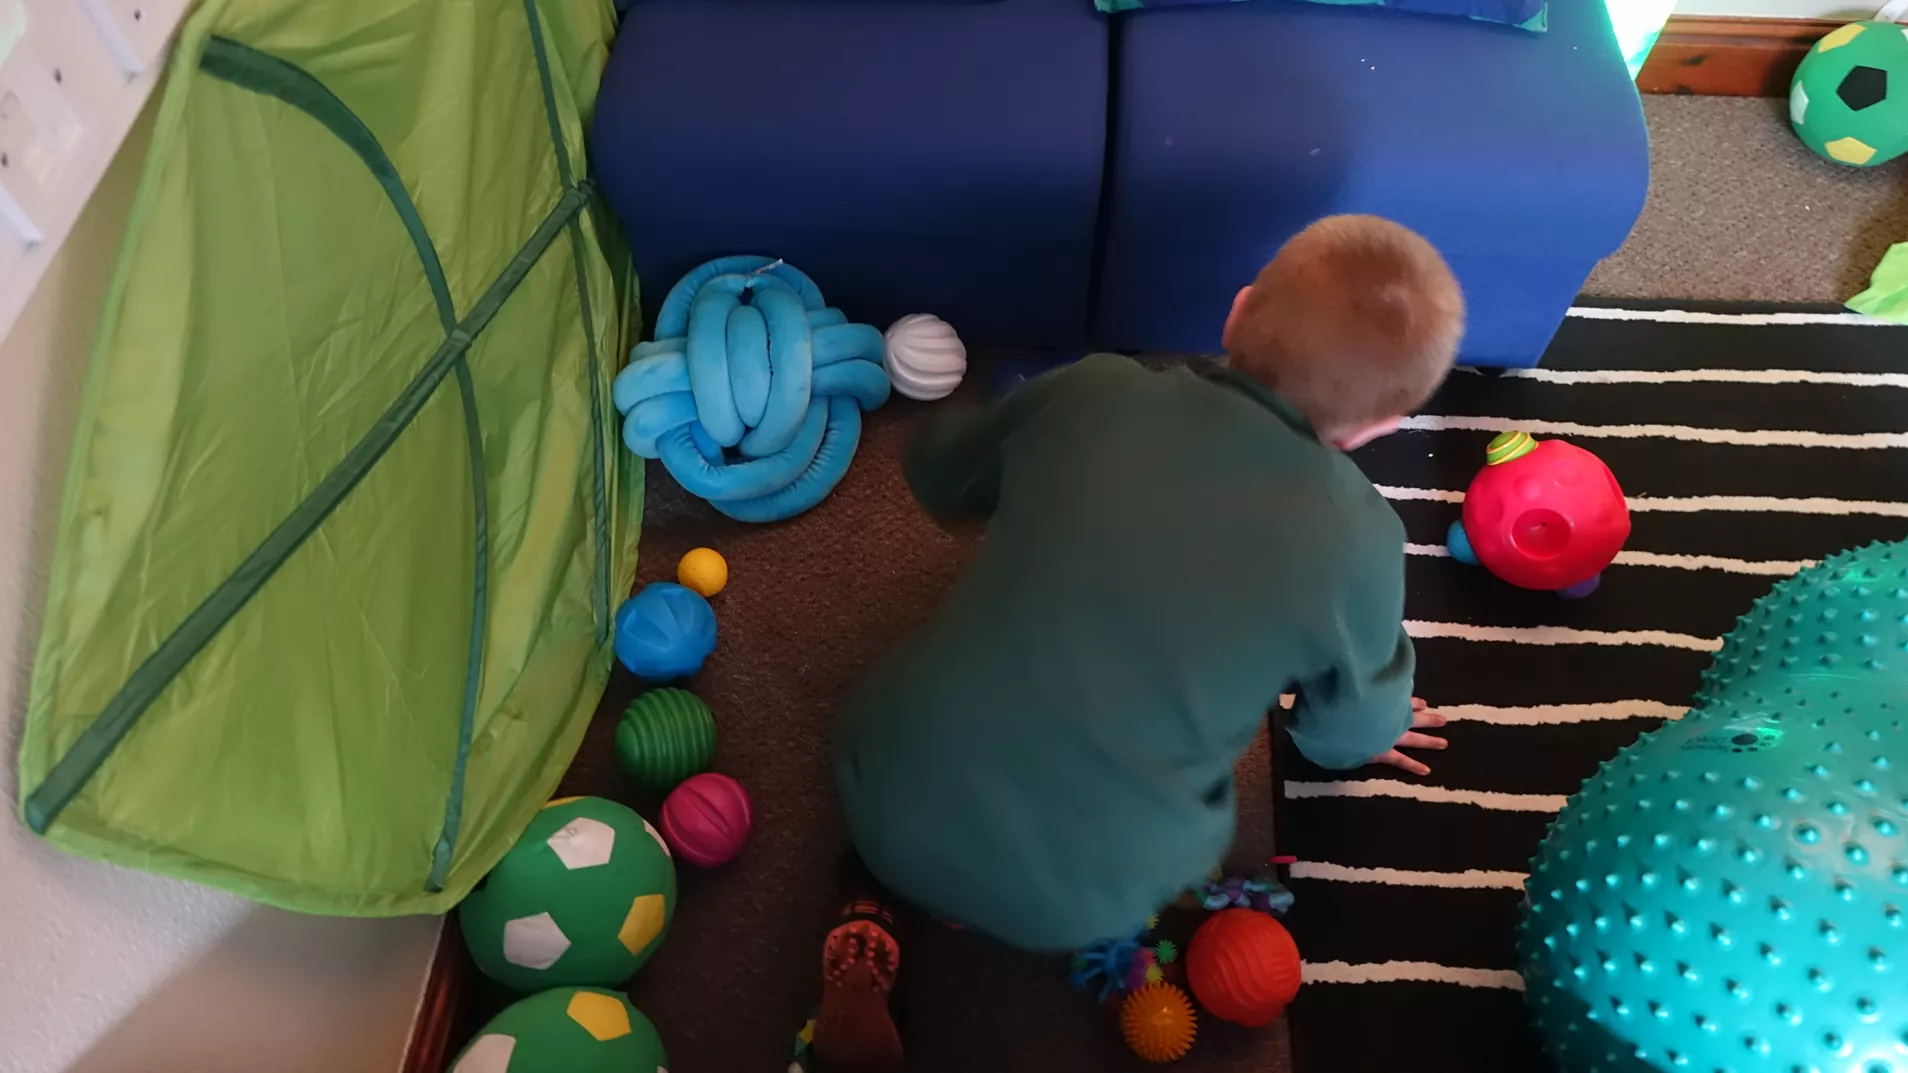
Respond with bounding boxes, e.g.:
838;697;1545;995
0;0;188;346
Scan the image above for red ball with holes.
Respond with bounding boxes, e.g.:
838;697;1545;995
1457;432;1630;594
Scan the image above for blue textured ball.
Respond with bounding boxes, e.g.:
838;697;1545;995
1446;519;1479;566
1520;541;1908;1073
614;583;717;681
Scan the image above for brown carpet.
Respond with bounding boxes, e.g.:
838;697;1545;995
513;387;1288;1073
458;93;1908;1072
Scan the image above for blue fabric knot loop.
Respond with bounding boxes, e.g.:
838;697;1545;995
612;256;892;522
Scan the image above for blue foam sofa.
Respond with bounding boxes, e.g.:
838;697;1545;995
592;0;1648;367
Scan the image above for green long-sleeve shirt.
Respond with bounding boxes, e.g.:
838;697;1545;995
834;354;1415;950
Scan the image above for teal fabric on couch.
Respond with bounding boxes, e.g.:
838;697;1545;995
1097;0;1546;32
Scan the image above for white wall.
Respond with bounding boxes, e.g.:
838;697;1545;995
1673;0;1873;19
0;85;439;1073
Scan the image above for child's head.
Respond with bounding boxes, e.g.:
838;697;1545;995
1221;215;1463;450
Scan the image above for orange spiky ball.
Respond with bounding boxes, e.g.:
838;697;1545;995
1120;981;1197;1063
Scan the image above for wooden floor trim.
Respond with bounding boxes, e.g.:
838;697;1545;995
1639;14;1846;97
401;919;469;1073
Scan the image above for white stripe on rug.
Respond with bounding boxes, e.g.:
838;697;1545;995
1433;700;1686;725
1377;484;1908;518
1274;695;1685;725
1404;542;1811;576
1399;414;1908;450
1284;780;1568;813
1565;306;1889;327
1289;861;1528;890
1403;620;1721;652
1300;960;1528;990
1458;366;1908;388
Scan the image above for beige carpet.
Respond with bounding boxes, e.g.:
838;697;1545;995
1588;95;1908;304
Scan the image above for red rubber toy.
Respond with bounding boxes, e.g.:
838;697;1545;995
1185;909;1301;1027
1447;431;1629;596
658;772;753;868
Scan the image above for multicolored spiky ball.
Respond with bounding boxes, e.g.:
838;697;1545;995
1520;540;1908;1072
1120;982;1197;1063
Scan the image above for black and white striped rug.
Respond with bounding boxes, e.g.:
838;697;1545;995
1272;302;1908;1073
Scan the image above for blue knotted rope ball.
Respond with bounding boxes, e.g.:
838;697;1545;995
614;582;717;682
1520;541;1908;1073
611;256;892;523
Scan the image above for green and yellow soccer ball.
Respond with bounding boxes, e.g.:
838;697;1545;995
450;987;668;1073
1791;20;1908;166
459;796;677;991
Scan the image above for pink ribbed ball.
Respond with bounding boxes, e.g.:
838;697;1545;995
658;772;752;867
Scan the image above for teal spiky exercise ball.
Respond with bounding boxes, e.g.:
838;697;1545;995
1520;542;1908;1073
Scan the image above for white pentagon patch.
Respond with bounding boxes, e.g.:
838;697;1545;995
1791;82;1809;126
503;912;570;970
547;816;616;869
453;1034;516;1073
642;817;671;858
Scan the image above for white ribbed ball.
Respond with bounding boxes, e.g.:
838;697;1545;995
882;314;966;401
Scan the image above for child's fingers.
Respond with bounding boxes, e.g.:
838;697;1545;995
1397;731;1447;751
1410;707;1447;730
1375;749;1432;777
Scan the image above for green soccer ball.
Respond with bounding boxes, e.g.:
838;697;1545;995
459;796;677;991
449;987;668;1073
1790;20;1908;166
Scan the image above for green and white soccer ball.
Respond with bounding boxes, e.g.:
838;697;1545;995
450;987;668;1073
459;796;677;991
1790;20;1908;166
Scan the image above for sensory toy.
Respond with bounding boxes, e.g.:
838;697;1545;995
882;313;967;401
460;796;677;992
676;547;728;598
1120;981;1198;1063
659;772;753;868
448;987;668;1073
611;256;892;522
1520;539;1908;1072
1791;20;1908;167
1446;431;1629;596
614;688;717;793
613;582;717;681
1185;908;1302;1027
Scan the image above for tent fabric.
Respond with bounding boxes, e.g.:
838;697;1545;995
15;0;639;916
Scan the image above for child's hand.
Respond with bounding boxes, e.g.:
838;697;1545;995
1368;698;1447;776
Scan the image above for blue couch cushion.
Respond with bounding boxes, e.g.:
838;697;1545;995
1095;0;1648;365
592;0;1107;346
1098;0;1545;32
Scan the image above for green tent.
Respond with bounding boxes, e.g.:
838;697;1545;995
15;0;640;915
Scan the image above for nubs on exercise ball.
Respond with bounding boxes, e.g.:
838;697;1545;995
1446;430;1629;597
1520;539;1908;1073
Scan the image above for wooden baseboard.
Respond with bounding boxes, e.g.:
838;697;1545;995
1639;15;1844;97
401;920;469;1073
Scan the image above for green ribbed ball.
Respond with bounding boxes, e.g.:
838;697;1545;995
615;688;716;793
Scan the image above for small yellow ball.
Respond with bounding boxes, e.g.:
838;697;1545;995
676;547;728;597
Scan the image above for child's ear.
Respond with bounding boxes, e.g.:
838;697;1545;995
1332;417;1401;452
1222;286;1253;347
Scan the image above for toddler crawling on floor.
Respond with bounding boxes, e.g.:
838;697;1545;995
814;214;1464;1071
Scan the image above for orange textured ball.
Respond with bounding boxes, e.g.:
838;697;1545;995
1185;909;1301;1027
1120;982;1197;1062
